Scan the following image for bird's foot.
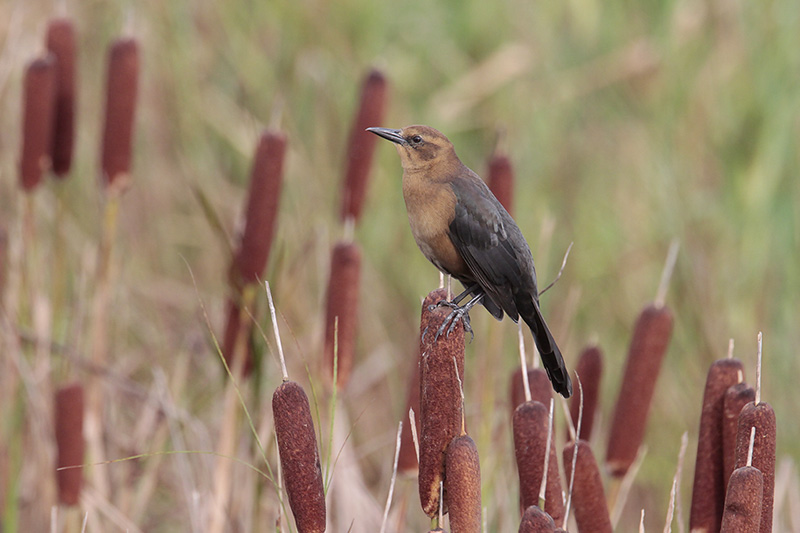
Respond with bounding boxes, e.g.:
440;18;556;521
433;300;474;342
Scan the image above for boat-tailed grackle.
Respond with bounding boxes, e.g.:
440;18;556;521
368;125;572;397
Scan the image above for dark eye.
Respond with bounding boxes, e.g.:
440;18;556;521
410;135;423;145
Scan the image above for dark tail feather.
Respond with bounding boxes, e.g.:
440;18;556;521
519;297;572;398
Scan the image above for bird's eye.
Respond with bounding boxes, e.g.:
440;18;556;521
410;135;423;145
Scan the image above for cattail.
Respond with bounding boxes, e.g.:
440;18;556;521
46;18;76;177
722;382;755;488
0;226;7;300
398;356;422;474
568;345;603;442
340;69;388;224
689;358;744;532
510;367;552;412
323;241;361;389
720;465;763;533
20;56;56;191
54;383;84;506
100;37;139;188
487;148;514;215
518;505;557;533
418;288;465;517
232;130;287;284
512;401;564;523
734;402;776;533
220;297;255;376
563;440;612;533
273;380;326;532
606;303;673;476
445;435;481;532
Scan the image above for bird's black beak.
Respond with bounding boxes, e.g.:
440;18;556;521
366;127;407;145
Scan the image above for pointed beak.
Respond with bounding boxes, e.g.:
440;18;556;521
366;127;407;145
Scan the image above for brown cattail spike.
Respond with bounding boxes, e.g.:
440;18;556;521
233;130;287;284
519;505;557;533
510;367;552;412
398;357;422;474
563;440;612;533
101;37;139;188
323;241;361;389
734;402;776;533
606;303;673;476
720;465;763;533
272;381;326;533
20;56;56;191
341;69;388;223
689;358;744;532
46;18;76;177
54;383;85;506
418;288;465;517
722;382;755;489
445;435;481;533
487;149;514;215
568;345;603;442
512;401;564;523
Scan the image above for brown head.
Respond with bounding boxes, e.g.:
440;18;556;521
367;125;459;174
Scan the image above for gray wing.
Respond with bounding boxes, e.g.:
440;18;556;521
447;172;538;321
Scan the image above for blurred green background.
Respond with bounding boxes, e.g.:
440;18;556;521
1;0;798;530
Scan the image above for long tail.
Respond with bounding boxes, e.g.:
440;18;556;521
518;296;572;398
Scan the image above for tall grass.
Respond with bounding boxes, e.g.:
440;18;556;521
0;0;798;531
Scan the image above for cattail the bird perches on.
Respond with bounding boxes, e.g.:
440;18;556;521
100;37;139;189
20;56;56;191
54;383;85;506
689;357;744;532
418;288;465;517
46;17;76;177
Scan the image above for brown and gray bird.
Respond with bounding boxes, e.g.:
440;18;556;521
368;125;572;398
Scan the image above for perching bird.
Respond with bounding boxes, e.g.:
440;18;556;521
368;125;572;398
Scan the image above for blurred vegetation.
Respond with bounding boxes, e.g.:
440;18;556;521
0;0;798;531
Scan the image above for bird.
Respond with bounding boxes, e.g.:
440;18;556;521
367;125;572;398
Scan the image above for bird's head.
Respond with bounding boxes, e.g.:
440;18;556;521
367;125;457;172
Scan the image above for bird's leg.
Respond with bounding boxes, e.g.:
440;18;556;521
438;284;480;307
434;292;484;342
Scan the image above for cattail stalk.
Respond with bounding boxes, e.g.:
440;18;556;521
323;241;361;389
568;345;603;442
46;17;76;177
418;288;465;517
445;435;482;532
20;56;56;191
689;358;744;532
563;440;612;533
55;383;84;506
100;37;139;189
606;303;673;476
341;69;388;224
273;381;327;532
513;400;564;523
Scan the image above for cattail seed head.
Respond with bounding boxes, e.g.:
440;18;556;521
689;358;744;532
54;383;85;506
720;465;763;533
734;402;776;533
323;241;361;389
510;367;552;412
46;17;76;177
518;505;557;533
722;382;755;489
233;130;287;285
487;149;514;215
100;37;139;189
398;356;422;475
563;440;612;533
568;345;603;442
20;56;56;191
272;380;326;532
606;303;673;476
418;288;465;518
512;401;564;523
341;69;388;223
445;435;481;533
